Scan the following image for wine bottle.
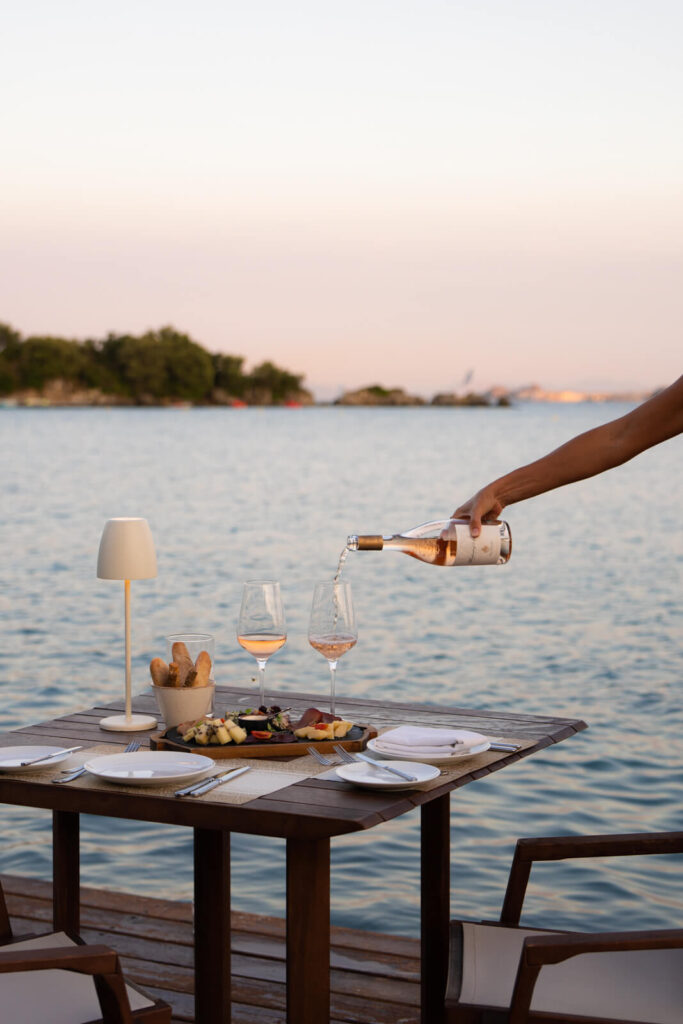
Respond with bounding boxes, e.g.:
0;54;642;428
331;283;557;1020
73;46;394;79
347;519;511;566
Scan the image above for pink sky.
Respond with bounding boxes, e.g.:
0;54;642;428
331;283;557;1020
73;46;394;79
1;1;681;399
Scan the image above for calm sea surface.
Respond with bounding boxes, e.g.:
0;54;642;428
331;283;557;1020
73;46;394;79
1;404;681;935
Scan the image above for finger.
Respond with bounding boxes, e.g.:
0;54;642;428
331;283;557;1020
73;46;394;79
451;509;482;537
450;502;480;537
467;512;482;537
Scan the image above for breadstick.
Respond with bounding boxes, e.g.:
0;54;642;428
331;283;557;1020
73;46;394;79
149;657;169;687
194;650;212;687
167;662;181;687
183;668;198;688
172;641;194;685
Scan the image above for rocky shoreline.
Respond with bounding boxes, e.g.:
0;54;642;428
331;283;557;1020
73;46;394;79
333;385;509;407
1;378;314;408
1;378;651;408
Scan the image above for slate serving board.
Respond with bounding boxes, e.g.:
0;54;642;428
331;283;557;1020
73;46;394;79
150;723;377;758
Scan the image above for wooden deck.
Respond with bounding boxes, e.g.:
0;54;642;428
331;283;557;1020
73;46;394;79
2;874;420;1023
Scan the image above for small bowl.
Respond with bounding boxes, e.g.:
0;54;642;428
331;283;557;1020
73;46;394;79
237;713;271;735
153;683;215;730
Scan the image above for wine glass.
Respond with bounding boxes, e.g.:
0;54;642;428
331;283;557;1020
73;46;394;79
237;581;286;708
308;580;357;715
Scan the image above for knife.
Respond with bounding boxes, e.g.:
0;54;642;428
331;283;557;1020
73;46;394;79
354;752;418;782
175;765;251;798
489;742;521;752
20;746;83;767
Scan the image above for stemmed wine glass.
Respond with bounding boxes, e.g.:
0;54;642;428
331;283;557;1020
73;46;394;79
308;580;357;715
237;581;286;708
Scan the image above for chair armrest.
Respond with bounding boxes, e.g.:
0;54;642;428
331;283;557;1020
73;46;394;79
524;927;683;964
500;831;683;924
507;928;683;1024
0;944;134;1023
0;943;117;975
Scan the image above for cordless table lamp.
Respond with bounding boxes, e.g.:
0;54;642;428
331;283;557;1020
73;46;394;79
97;517;158;731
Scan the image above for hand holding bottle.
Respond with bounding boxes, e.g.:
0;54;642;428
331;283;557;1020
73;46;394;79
452;487;506;538
348;519;511;566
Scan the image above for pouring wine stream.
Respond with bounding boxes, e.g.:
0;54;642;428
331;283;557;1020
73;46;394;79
308;547;357;714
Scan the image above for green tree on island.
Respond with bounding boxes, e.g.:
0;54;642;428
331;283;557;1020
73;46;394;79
0;322;310;405
100;328;214;402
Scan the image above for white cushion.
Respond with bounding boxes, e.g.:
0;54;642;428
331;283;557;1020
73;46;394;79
0;932;153;1023
460;922;683;1024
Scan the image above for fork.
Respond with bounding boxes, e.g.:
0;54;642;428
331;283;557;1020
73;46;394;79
306;746;336;766
333;744;418;783
53;739;140;784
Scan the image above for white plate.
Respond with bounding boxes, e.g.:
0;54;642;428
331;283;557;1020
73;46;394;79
0;746;74;773
335;760;440;790
84;751;214;786
367;736;490;765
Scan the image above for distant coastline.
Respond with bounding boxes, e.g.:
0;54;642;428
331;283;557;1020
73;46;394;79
0;321;654;408
330;383;652;407
0;381;653;409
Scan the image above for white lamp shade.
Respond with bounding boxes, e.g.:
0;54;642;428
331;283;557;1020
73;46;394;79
97;518;157;580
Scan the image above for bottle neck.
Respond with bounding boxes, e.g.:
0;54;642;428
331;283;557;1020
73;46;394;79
347;535;384;551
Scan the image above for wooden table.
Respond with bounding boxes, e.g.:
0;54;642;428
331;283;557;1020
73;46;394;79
0;687;586;1024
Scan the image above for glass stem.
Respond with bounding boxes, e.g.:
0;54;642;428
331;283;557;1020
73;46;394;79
328;659;338;715
256;659;267;708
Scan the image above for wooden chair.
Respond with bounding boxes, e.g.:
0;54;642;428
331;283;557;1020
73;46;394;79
0;877;171;1023
445;831;683;1024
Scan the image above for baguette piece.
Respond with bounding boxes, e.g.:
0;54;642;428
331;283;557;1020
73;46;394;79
172;641;195;686
149;657;169;687
183;668;198;688
194;650;212;687
167;662;181;687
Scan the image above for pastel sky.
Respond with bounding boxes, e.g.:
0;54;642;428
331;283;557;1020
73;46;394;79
1;0;681;399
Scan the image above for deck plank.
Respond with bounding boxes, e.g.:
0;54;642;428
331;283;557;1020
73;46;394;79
2;874;420;1023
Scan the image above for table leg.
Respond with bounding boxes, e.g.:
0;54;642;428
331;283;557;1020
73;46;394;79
53;809;79;934
286;836;330;1024
194;828;231;1023
421;794;450;1024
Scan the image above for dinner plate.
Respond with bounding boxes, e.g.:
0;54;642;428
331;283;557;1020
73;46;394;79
366;736;491;765
0;746;74;773
84;751;214;786
335;760;440;791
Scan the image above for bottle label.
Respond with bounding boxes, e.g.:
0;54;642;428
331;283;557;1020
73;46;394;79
446;522;504;564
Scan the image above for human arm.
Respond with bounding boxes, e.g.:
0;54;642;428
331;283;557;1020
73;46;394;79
453;375;683;536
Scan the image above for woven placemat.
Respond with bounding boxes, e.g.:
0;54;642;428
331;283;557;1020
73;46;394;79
317;736;536;792
0;743;123;782
0;744;333;805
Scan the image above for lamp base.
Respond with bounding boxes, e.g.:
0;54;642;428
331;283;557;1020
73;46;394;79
100;713;158;732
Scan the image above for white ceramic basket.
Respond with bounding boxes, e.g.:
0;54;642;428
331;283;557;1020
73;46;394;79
152;684;215;730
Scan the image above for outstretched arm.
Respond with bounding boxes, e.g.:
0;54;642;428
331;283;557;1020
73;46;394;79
454;375;683;536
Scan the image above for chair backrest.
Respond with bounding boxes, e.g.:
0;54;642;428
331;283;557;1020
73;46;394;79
501;831;683;925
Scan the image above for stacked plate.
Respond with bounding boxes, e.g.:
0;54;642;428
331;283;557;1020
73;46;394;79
367;726;490;765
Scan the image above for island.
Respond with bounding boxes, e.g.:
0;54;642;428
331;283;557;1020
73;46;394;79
0;321;654;408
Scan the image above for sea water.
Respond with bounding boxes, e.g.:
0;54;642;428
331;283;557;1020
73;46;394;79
1;404;681;935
